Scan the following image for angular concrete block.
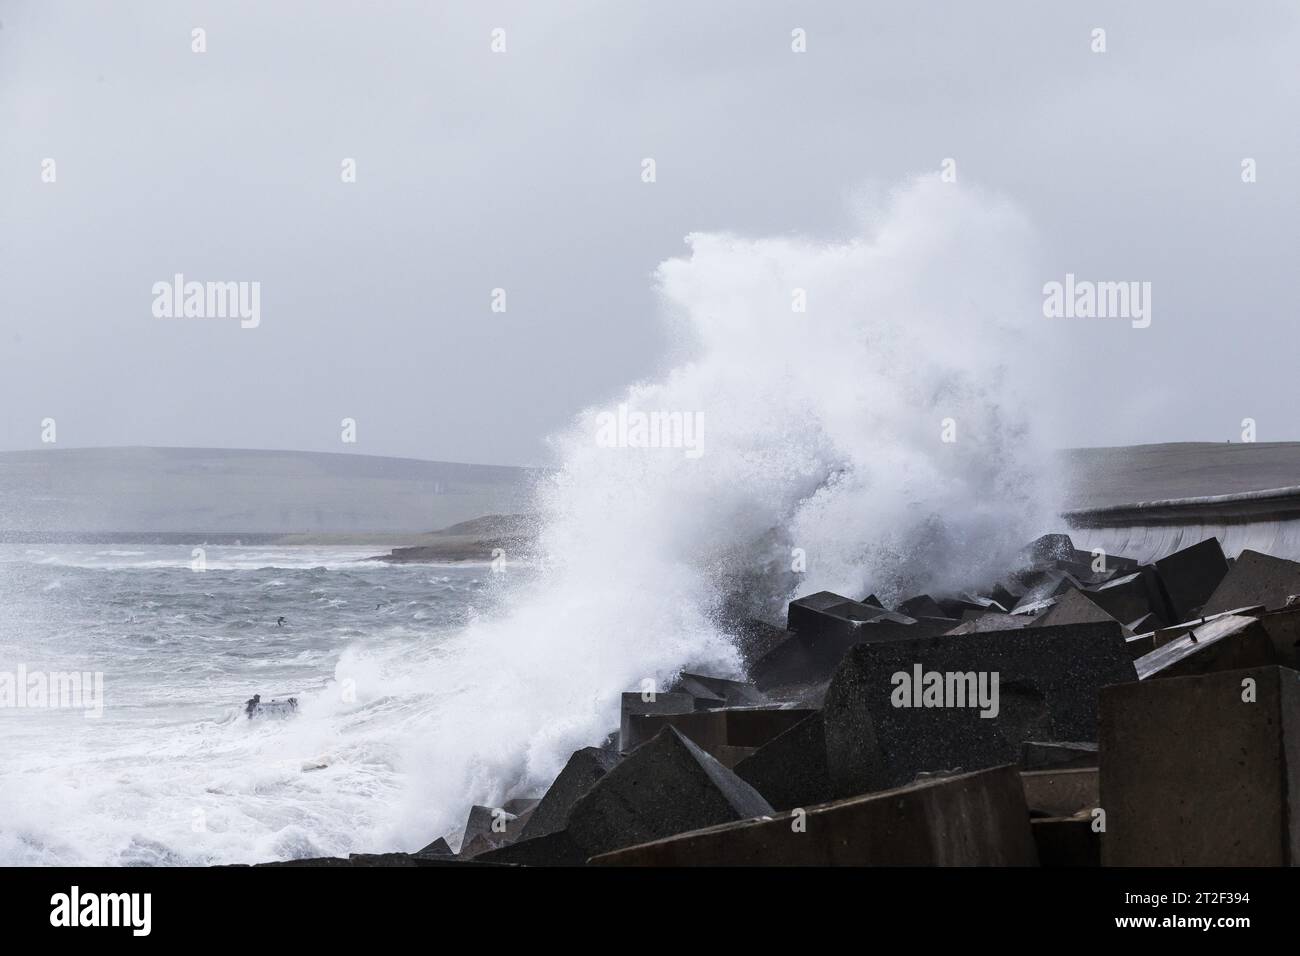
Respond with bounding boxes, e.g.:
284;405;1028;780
475;829;587;867
822;621;1136;798
1020;740;1097;771
519;746;621;841
1085;568;1170;629
619;691;695;751
787;590;885;637
898;594;946;619
1099;665;1300;865
730;618;794;666
1020;767;1098;818
564;727;773;860
1202;550;1300;615
1028;588;1123;630
674;672;768;707
1155;537;1229;622
734;712;832;811
620;706;816;763
945;612;1031;635
1261;606;1300;669
1134;613;1277;680
413;837;454;858
589;765;1037;866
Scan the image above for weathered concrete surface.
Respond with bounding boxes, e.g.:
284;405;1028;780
733;712;832;811
787;591;886;637
1260;606;1300;669
565;727;773;859
1085;569;1170;629
1155;537;1229;621
1203;550;1300;614
1020;768;1098;818
1134;613;1276;680
519;747;621;841
620;707;816;764
588;765;1037;866
414;837;454;858
1099;665;1300;865
672;673;768;707
1020;741;1097;771
1028;589;1123;630
618;691;695;751
822;621;1136;798
752;612;950;691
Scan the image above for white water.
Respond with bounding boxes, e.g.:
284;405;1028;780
384;175;1061;848
0;177;1062;863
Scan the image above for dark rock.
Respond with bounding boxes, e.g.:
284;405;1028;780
619;691;695;751
1099;664;1300;865
1155;537;1229;621
589;765;1037;866
861;593;885;609
1202;549;1300;615
564;727;773;860
519;747;621;841
1019;740;1097;771
1134;613;1276;680
733;712;832;811
822;621;1137;798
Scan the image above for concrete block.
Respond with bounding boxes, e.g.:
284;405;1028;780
1085;568;1170;629
564;727;774;859
1099;665;1300;865
413;837;454;859
1028;588;1124;630
1134;613;1277;680
731;618;794;666
674;672;768;707
733;712;832;811
898;594;946;619
1155;537;1229;621
1261;606;1300;669
1202;549;1300;615
1020;740;1097;771
620;706;817;762
589;765;1037;866
787;590;885;637
822;621;1136;798
1020;767;1098;817
619;691;695;751
519;746;621;841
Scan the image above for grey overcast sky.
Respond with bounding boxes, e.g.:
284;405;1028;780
2;1;1297;466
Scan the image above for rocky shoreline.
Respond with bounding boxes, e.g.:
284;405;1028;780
255;531;1300;867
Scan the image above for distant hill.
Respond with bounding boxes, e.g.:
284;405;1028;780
0;447;538;538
